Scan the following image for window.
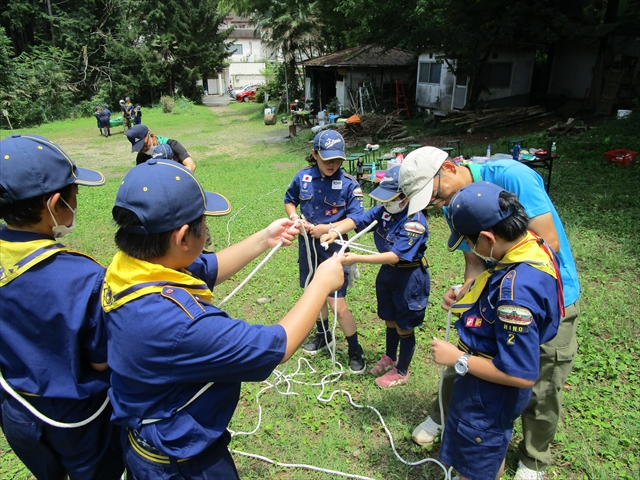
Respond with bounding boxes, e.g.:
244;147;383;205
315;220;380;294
229;44;243;55
418;62;442;84
480;63;512;88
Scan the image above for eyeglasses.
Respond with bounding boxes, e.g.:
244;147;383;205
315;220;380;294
429;174;444;206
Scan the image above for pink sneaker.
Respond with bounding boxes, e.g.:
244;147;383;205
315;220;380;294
369;354;397;376
375;368;410;389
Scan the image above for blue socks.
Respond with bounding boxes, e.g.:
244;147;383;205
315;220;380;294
396;332;416;376
385;327;400;361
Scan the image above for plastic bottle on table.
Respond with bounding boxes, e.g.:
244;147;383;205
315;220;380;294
486;144;491;158
371;161;376;181
513;144;520;161
551;142;557;156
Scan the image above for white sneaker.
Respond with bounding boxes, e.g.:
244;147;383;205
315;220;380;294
513;461;545;480
411;415;441;446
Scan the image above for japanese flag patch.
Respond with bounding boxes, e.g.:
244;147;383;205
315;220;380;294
404;222;426;234
382;212;392;221
302;174;313;182
497;305;533;326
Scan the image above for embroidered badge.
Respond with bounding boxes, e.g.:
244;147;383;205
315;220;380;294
382;212;392;221
332;180;342;189
404;222;426;234
303;174;312;182
302;182;308;189
465;316;483;328
353;187;363;197
498;305;533;326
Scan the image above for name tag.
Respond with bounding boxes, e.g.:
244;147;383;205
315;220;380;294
332;180;342;189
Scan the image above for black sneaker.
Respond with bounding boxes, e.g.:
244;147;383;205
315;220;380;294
303;332;334;355
349;348;366;374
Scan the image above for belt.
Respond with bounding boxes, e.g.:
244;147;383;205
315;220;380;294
457;339;494;360
390;257;428;268
128;428;191;465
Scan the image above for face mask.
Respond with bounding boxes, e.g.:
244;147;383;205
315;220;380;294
384;199;406;214
144;146;155;155
472;244;497;263
47;196;76;239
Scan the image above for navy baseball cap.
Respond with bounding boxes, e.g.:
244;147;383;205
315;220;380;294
0;134;105;203
114;160;231;235
313;130;346;161
127;124;149;153
369;166;402;202
151;144;174;160
447;182;515;251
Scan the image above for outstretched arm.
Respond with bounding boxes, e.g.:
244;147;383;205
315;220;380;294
215;218;298;284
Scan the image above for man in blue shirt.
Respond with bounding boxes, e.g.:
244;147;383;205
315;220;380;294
400;147;580;479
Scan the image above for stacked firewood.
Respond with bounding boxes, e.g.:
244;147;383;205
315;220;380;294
440;106;553;133
336;113;415;144
546;118;589;136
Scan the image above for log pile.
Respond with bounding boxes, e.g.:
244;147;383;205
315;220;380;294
334;113;414;145
440;106;553;133
546;118;589;136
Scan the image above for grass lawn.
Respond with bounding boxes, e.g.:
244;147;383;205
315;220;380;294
1;103;639;479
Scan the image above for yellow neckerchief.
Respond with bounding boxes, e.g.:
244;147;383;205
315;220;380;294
451;231;563;315
0;238;68;287
102;251;213;312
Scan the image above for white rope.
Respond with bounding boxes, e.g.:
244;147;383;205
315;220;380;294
0;370;110;428
220;214;453;479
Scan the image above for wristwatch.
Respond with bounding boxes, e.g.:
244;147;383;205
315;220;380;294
454;353;471;376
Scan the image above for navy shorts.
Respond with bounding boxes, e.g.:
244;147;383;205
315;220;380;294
0;394;124;480
124;429;239;480
439;373;532;480
298;236;349;297
376;264;430;330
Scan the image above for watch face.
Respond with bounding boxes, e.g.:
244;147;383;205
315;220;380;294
455;362;466;375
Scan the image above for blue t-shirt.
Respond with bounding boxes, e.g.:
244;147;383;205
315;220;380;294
444;160;580;306
105;253;287;459
0;228;110;401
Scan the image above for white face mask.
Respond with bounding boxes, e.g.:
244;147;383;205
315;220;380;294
383;197;407;214
472;243;497;263
47;195;76;239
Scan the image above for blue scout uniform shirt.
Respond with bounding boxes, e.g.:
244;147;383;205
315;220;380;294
350;205;428;262
284;165;364;285
443;160;580;307
456;262;561;381
0;228;110;400
103;252;287;459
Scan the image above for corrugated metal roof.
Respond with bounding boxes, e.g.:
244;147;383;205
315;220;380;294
302;45;414;68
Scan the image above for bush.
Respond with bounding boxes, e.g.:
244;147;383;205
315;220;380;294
173;96;196;115
160;96;176;113
255;90;266;103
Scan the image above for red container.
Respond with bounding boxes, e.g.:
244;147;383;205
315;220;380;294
605;149;637;166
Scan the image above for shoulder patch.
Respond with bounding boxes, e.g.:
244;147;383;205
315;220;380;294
161;287;207;320
404;222;426;234
497;305;533;326
352;187;363;197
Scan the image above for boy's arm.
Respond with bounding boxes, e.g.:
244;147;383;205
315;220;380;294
279;254;346;361
215;218;298;285
430;338;535;388
343;251;399;266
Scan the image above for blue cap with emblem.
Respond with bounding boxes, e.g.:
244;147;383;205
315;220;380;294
151;144;174;160
114;159;231;235
369;166;402;202
313;130;346;161
126;124;149;153
0;134;105;203
447;182;515;251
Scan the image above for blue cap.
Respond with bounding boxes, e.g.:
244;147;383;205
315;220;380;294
114;160;231;235
313;130;346;161
126;124;149;153
447;182;515;251
151;144;174;160
0;134;105;203
369;166;402;202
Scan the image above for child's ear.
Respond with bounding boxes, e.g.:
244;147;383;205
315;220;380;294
479;230;497;246
173;224;190;251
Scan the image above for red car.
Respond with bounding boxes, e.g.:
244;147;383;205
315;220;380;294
236;86;259;102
